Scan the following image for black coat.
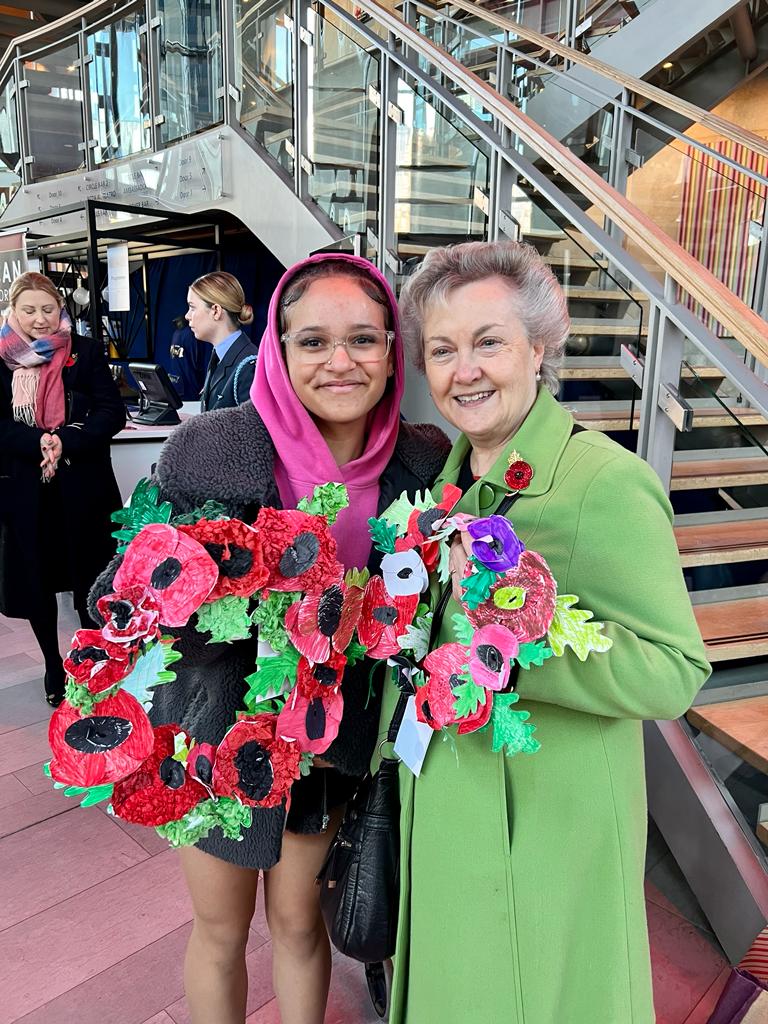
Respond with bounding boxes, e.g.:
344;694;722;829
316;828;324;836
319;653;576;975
90;401;450;868
200;332;260;411
0;334;125;617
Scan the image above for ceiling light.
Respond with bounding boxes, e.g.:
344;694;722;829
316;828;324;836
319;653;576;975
662;61;674;69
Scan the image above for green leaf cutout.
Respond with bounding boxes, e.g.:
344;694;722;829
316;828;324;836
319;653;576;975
297;482;349;523
121;637;182;710
453;680;487;719
451;613;475;647
460;563;499;610
299;752;315;777
172;499;230;525
195;596;253;644
51;779;114;807
64;676;122;715
397;613;433;662
547;595;613;662
110;477;173;553
244;646;301;710
345;639;368;666
490;692;540;757
368;516;399;554
380;488;436;534
515;641;554;670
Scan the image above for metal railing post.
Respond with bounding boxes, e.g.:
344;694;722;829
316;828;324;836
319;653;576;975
377;50;399;287
292;0;311;202
221;0;239;131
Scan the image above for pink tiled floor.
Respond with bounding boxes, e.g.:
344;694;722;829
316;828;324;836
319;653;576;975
0;605;730;1023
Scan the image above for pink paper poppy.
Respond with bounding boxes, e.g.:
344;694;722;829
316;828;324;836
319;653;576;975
465;550;557;643
96;586;161;646
469;624;519;691
415;642;468;730
277;686;345;755
113;523;219;628
213;714;302;809
63;628;133;694
254;508;343;594
285;583;364;663
357;575;418;659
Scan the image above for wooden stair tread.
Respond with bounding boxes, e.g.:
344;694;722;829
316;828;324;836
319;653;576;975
671;455;768;491
687;696;768;774
569;321;648;337
561;287;646;301
692;597;768;662
571;404;766;431
561;357;723;381
675;519;768;566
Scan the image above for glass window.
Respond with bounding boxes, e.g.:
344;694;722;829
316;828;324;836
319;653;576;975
0;75;21;211
24;41;85;181
86;9;151;164
156;0;224;145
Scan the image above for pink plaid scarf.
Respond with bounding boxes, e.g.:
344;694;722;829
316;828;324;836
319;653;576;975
0;308;71;428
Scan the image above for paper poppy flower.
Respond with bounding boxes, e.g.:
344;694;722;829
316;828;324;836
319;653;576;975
295;650;347;701
285;583;363;663
189;741;217;791
177;519;268;600
467;516;525;573
469;624;519;690
48;689;155;788
504;460;533;491
111;725;208;827
113;523;219;627
277;685;345;755
466;550;557;643
213;714;302;809
254;508;343;594
415;643;468;730
96;586;161;646
357;575;419;659
63;628;133;694
456;690;493;735
395;484;462;572
380;549;429;598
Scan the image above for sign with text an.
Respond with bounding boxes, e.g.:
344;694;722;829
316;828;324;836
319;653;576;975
0;230;27;305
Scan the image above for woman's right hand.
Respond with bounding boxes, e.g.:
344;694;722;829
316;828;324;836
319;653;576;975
448;532;473;602
39;432;62;480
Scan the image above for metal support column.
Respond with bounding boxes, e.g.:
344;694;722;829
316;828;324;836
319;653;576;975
292;0;311;202
141;252;154;360
377;52;400;288
84;199;102;345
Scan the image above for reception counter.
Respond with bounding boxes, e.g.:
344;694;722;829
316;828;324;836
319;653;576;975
110;403;198;500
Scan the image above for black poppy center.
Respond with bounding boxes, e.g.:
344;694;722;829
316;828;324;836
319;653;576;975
279;532;320;578
421;698;433;722
193;753;213;785
317;585;343;637
204;541;254;580
234;740;274;801
313;663;339;687
372;605;397;625
396;566;413;579
487;538;504;555
448;673;463;692
159;755;186;790
64;715;133;753
306;697;326;740
70;644;108;666
416;507;445;537
108;599;134;630
150;556;183;590
477;643;503;673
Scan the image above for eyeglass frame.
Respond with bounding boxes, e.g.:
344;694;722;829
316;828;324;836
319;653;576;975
280;329;395;364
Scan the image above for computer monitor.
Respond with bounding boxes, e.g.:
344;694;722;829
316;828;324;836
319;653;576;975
128;362;183;426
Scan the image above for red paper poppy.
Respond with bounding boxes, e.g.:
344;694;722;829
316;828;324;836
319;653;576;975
96;586;161;646
189;741;217;791
63;628;133;694
456;691;493;735
395;483;463;572
504;460;533;491
254;508;343;595
111;725;208;827
357;575;418;659
113;523;219;627
48;689;155;788
212;714;302;809
177;519;268;600
415;642;468;730
466;550;557;642
295;650;347;701
277;686;345;755
285;583;364;663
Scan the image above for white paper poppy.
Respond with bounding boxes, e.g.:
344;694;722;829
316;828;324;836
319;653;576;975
381;549;429;597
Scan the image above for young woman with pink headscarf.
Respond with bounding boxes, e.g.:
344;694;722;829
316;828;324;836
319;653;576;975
90;253;449;1024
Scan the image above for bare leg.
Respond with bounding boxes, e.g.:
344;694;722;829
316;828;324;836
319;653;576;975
179;845;259;1024
263;805;344;1024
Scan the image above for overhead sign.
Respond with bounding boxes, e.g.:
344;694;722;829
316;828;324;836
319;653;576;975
0;230;27;305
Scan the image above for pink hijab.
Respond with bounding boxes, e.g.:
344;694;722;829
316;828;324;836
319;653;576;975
250;253;405;571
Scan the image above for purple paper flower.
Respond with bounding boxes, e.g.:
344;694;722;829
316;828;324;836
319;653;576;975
467;516;525;573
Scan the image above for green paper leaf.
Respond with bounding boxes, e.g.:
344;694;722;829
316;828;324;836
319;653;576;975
172;500;230;525
397;613;433;662
297;482;349;523
453;679;486;719
299;752;315;777
250;591;301;653
380;488;436;534
121;637;181;710
516;641;555;670
460;562;499;610
56;782;114;807
436;538;451;585
345;639;368;667
491;692;540;757
64;676;122;715
155;797;253;848
368;516;399;554
110;477;173;553
451;613;475;647
172;731;190;763
345;567;370;589
244;646;301;710
43;761;52;778
195;595;253;644
547;595;613;662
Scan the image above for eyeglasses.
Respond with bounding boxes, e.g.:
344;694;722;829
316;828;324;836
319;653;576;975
281;329;394;365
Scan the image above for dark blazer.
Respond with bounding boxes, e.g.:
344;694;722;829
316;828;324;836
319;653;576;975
0;334;125;617
200;332;260;411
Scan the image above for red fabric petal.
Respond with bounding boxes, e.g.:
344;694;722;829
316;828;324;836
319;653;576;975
277;688;344;755
254;508;343;594
212;714;302;808
178;519;269;600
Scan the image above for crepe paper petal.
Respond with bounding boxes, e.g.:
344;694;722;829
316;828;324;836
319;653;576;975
250;591;301;653
113;523;219;628
295;650;347;701
357;576;419;659
467;516;525;573
63;628;133;696
504;460;533;491
277;686;345;755
255;507;343;594
96;587;161;646
296;482;349;524
111;725;209;828
195;595;254;644
120;637;182;711
286;583;364;663
469;624;519;691
490;692;541;756
369;516;399;555
213;713;302;809
188;742;217;791
515;640;555;670
466;550;557;643
244;646;301;711
172;499;230;525
381;550;429;598
397;611;434;662
110;477;173;553
178;518;269;600
546;595;613;661
155;796;253;848
48;690;155;788
460;563;499;610
451;613;475;647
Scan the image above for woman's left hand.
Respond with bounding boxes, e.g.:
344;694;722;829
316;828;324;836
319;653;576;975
40;432;63;480
448;531;473;602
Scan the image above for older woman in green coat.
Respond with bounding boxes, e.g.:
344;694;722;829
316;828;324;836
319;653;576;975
381;241;711;1024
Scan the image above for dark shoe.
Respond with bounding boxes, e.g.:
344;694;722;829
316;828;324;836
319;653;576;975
44;670;66;708
45;691;65;708
365;961;388;1019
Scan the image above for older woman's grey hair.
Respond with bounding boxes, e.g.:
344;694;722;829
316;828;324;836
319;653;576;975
399;241;570;394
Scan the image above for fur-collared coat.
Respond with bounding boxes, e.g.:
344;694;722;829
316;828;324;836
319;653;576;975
91;401;449;868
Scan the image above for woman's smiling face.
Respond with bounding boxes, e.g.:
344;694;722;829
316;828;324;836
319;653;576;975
422;276;543;451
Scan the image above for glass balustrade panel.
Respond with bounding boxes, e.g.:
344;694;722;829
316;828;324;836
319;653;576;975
233;0;295;174
156;0;224;145
24;40;85;181
0;75;21;211
86;9;151;165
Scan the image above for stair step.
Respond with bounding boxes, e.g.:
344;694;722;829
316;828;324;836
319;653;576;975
671;448;768;491
687;695;768;772
570;319;647;337
691;590;768;662
542;254;602;270
560;357;724;382
675;515;768;566
569;401;766;432
561;287;646;302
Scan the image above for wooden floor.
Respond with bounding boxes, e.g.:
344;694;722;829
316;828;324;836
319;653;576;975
0;599;731;1024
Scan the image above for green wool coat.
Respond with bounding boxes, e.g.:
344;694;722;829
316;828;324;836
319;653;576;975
381;388;711;1024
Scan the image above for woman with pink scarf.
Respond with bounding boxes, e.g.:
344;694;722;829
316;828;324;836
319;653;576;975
0;271;124;706
89;253;449;1024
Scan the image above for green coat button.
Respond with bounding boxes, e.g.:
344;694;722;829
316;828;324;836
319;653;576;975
479;483;496;510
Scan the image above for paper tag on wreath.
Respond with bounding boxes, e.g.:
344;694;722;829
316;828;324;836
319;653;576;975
394;696;434;777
